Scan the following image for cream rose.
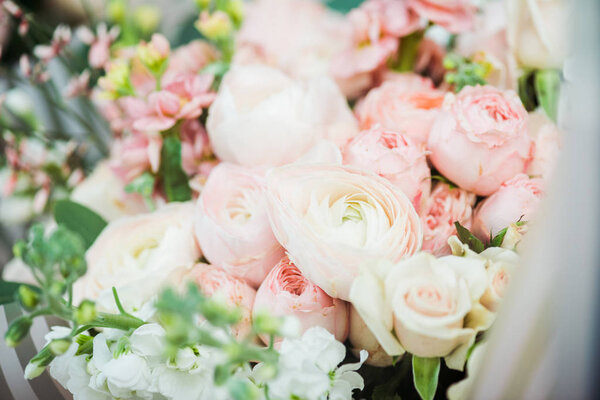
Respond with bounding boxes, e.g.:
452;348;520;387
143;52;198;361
73;202;200;305
478;247;519;312
266;164;422;301
194;163;284;287
206;64;358;168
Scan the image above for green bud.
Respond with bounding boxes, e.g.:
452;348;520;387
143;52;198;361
75;300;97;325
24;346;54;379
252;311;282;336
228;379;260;400
49;339;72;356
107;0;126;23
200;299;242;327
18;285;40;310
133;6;161;36
214;363;231;386
195;11;234;41
49;281;66;297
226;0;244;26
194;0;210;9
4;316;32;347
12;241;26;259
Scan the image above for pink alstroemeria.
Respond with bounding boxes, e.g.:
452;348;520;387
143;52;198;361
64;70;91;98
34;24;71;64
180;119;212;175
110;133;162;182
77;23;120;69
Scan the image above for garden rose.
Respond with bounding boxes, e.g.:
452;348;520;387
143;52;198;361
421;182;476;256
342;126;430;211
472;174;543;241
408;0;476;33
527;111;562;180
355;74;445;145
254;256;349;344
427;85;532;196
206;64;359;167
507;0;569;69
73;202;200;305
350;253;492;364
266;164;422;301
478;247;519;312
194;163;284;287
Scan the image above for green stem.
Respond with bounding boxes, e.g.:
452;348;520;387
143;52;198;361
394;30;425;73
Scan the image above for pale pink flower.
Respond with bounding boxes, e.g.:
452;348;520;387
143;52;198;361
64;70;91;98
472;174;544;241
254;256;349;345
342;125;430;211
180;119;212;176
420;183;476;256
34;24;71;63
77;23;120;69
110;133;162;182
408;0;476;33
164;40;218;80
355;74;445;144
427;85;532;196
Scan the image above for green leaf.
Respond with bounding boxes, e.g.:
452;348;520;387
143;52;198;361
430;175;457;189
0;281;40;306
412;356;440;400
490;227;508;248
326;0;365;13
454;221;485;253
54;200;107;249
518;70;538;111
159;136;192;202
200;61;230;78
534;69;561;122
125;172;156;210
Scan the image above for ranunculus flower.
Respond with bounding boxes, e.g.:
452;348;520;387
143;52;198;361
71;162;148;221
350;254;493;366
254;256;349;344
266;164;422;301
355;74;445;145
472;174;544;241
342;126;430;211
527;111;562;181
73;202;200;305
427;85;532;196
507;0;569;69
408;0;476;33
206;64;358;168
194;163;284;287
420;182;476;256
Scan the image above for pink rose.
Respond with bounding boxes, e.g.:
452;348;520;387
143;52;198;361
182;263;257;339
266;164;422;300
342;125;430;211
355;74;445;144
472;174;544;241
420;182;476;256
254;256;349;345
194;163;284;287
408;0;476;33
427;85;532;196
527;111;562;181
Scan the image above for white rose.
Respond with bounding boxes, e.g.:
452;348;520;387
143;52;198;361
507;0;570;69
206;64;358;168
73;202;200;308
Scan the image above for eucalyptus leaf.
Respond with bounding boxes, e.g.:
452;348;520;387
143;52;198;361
412;356;440;400
54;200;108;249
159;136;192;202
454;221;485;253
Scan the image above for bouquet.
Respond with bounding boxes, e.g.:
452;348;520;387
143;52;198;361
0;0;567;399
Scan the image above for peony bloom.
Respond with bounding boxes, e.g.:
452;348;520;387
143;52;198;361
342;126;430;211
506;0;569;69
527;111;562;181
420;182;476;256
471;174;544;241
73;202;200;306
408;0;476;33
331;0;422;98
427;85;532;196
355;74;445;145
194;163;284;287
254;256;349;344
266;164;422;301
206;64;358;168
350;254;493;366
235;0;351;81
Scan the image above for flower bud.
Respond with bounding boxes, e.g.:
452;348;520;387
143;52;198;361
4;316;32;347
137;34;170;74
18;285;40;310
194;0;210;9
133;6;161;37
49;281;66;297
98;61;133;98
226;0;244;26
199;298;242;328
107;0;126;23
49;339;71;356
75;300;97;325
195;11;233;41
252;312;283;336
24;346;54;379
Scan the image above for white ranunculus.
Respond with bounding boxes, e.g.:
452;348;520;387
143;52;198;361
350;253;494;369
507;0;569;69
73;202;200;309
266;164;422;301
206;64;358;168
70;162;148;221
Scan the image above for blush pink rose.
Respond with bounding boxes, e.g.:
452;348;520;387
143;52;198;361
355;74;445;144
408;0;476;33
472;174;544;241
254;256;349;345
420;182;476;256
194;163;284;287
342;125;430;211
427;85;532;196
526;111;562;181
